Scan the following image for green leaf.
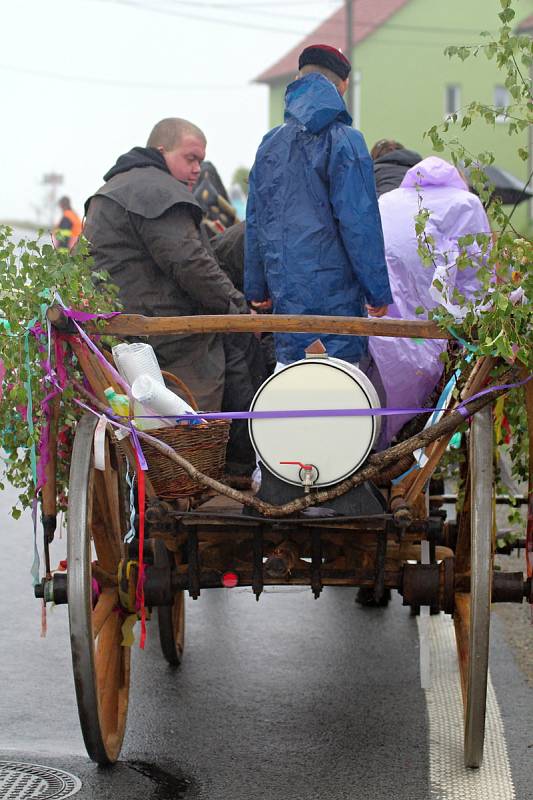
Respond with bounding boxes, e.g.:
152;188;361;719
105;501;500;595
496;294;509;311
498;7;515;24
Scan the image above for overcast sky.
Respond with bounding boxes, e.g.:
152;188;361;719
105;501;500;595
1;0;342;225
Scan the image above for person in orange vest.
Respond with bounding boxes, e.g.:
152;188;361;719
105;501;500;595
54;195;82;250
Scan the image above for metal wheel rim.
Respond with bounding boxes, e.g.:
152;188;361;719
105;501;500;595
464;404;492;768
67;413;130;764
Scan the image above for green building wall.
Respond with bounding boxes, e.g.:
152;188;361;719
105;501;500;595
265;0;532;231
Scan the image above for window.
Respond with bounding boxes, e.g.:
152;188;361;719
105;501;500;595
494;85;510;122
445;84;461;118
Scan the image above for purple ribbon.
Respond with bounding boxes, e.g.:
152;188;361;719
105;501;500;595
156;408;440;421
129;373;529;423
129;426;148;471
28;324;58;493
62;308;121;323
456;375;532;417
74;399;148;471
58;307;131;395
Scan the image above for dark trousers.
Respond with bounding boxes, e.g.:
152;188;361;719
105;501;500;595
222;333;271;476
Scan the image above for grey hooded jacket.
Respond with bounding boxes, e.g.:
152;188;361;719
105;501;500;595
84;148;247;409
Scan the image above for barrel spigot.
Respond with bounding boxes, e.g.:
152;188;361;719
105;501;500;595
280;461;318;493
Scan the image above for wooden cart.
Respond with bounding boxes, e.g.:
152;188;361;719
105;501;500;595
37;309;532;768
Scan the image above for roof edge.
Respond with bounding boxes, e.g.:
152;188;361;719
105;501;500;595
516;13;533;32
254;0;411;85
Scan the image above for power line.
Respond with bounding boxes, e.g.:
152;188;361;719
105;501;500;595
93;0;498;38
312;20;496;35
214;0;498;35
163;0;338;9
162;0;340;5
90;0;307;34
132;0;340;23
0;62;255;90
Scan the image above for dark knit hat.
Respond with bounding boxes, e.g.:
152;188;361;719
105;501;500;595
298;44;351;80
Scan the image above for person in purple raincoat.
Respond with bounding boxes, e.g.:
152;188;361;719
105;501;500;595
369;156;491;447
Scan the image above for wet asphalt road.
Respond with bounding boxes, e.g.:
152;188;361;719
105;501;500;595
1;479;533;799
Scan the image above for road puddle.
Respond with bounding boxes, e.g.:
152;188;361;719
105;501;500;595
126;760;190;799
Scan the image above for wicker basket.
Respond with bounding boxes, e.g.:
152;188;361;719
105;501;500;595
134;371;230;500
141;418;230;499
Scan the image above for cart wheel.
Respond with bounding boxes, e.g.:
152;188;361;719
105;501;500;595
453;405;493;768
67;414;131;765
158;551;185;666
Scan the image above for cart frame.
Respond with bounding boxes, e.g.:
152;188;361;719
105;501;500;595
38;308;532;768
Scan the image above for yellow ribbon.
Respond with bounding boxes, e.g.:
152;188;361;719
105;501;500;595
121;613;138;647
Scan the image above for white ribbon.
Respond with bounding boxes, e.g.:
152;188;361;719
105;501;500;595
93;414;108;471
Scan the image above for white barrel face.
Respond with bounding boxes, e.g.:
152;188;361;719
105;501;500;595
249;359;380;487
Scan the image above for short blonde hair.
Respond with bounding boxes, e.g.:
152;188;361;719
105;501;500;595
147;118;206;151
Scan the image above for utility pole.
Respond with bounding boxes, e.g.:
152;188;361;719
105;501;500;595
42;172;63;227
345;0;354;119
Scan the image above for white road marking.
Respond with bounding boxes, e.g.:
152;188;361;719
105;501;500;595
418;614;515;799
420;540;432;689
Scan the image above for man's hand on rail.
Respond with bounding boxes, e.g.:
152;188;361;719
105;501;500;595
366;304;388;318
250;299;273;311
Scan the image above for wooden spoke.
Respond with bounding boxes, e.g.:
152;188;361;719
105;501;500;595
453;405;493;769
402;356;496;509
96;614;123;739
92;588;119;639
453;593;470;709
93;458;123;569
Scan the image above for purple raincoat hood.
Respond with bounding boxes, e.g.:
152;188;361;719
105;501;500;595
401;156;468;191
369;157;490;448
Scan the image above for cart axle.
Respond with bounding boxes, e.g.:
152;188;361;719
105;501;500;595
34;573;67;605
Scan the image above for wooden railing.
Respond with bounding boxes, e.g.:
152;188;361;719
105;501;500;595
70;311;451;340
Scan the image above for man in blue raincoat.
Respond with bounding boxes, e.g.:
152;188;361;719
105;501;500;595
245;44;392;366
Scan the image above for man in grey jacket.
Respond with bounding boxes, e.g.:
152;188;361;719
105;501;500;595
84;117;248;410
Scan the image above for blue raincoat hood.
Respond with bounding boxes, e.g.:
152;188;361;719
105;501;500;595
284;73;352;134
245;71;391;365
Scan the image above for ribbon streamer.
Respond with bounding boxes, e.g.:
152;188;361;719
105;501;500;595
62;308;121;323
133;448;147;650
54;293;131;395
124;460;137;545
129;373;531;424
93;414;108;471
